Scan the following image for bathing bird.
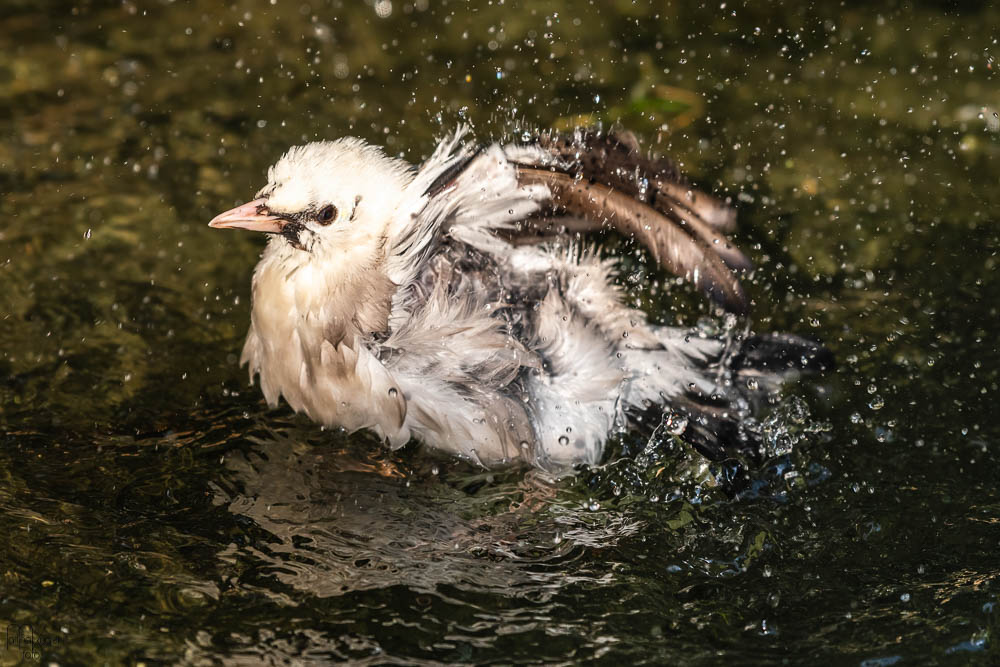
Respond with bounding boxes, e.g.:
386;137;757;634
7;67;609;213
209;127;829;474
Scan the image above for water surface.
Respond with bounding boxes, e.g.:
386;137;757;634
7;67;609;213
1;1;999;664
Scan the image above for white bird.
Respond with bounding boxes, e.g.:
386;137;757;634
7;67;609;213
209;127;829;474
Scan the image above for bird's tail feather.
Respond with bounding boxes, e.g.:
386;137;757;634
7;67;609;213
630;332;833;463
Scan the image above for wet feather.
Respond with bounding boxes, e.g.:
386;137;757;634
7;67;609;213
213;126;826;475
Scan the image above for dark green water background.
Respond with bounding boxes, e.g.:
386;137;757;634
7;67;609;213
1;1;999;664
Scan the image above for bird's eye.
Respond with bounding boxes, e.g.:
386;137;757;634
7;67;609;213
316;204;337;225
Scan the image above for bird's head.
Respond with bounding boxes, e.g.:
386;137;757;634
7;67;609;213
209;138;413;257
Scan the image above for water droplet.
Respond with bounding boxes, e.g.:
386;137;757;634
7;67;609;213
558;435;569;446
388;387;398;397
664;412;688;435
868;396;884;411
84;228;92;239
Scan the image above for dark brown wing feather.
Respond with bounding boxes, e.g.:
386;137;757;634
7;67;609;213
508;129;751;313
516;167;748;314
534;130;740;235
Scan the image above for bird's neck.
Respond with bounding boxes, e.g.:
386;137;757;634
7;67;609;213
251;235;395;353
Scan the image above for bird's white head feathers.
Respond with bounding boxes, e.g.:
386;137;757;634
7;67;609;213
206;137;429;349
258;138;414;254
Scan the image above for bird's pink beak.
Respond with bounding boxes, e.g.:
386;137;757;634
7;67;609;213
208;198;285;233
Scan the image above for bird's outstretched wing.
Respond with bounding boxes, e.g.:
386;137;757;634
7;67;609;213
505;129;751;314
389;127;751;314
385;126;548;316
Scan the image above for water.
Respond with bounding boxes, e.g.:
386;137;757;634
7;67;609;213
2;1;999;664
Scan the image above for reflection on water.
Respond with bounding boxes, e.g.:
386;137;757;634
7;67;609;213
178;420;641;663
215;431;625;600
